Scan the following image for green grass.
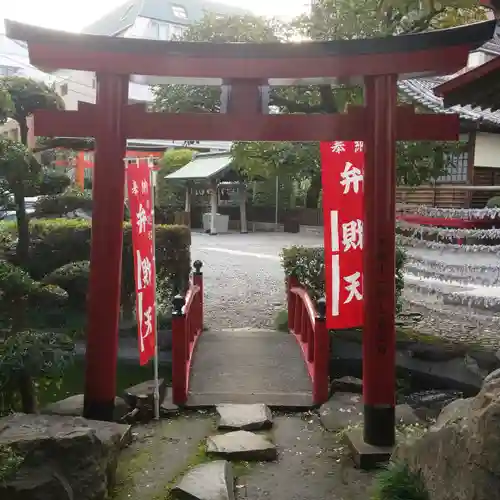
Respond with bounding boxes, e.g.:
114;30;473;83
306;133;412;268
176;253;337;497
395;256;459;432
38;358;172;407
372;462;429;500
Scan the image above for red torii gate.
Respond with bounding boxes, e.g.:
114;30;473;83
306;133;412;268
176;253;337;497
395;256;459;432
5;19;495;451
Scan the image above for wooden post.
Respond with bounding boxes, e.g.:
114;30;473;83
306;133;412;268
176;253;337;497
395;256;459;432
83;73;129;421
210;181;218;235
172;294;187;405
362;75;397;447
313;297;329;405
193;260;204;332
239;183;248;234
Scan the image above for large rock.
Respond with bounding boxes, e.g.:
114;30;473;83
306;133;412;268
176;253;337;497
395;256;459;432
206;431;277;462
217;404;273;431
393;378;500;500
319;392;421;432
42;394;129;423
0;413;131;500
171;461;235;500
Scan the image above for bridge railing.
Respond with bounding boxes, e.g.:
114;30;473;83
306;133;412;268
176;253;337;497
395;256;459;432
171;260;204;405
287;275;329;405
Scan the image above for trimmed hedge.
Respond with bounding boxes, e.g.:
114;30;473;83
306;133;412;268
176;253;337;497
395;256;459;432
33;190;93;218
0;219;191;311
281;244;406;314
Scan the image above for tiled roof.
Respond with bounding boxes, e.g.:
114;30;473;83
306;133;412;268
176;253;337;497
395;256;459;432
398;76;500;127
399;35;500;127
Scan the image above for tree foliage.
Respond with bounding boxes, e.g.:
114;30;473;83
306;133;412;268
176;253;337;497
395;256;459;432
152;0;483;206
156;148;195;208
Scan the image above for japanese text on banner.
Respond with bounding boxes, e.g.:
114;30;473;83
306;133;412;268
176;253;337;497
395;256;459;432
126;159;156;366
320;141;364;330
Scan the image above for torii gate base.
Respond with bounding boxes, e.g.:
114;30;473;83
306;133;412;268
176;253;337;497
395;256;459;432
6;18;495;470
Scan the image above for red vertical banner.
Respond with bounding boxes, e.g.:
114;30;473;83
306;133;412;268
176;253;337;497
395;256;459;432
126;158;156;365
320;141;364;330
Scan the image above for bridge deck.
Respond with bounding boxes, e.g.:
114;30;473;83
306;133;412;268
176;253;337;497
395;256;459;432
186;329;314;409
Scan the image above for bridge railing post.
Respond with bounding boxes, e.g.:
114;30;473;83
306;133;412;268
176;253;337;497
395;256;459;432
172;294;187;405
287;275;299;332
193;260;203;333
313;297;329;404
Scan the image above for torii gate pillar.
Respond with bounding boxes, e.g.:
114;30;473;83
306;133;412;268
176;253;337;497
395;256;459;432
362;74;398;448
83;74;129;421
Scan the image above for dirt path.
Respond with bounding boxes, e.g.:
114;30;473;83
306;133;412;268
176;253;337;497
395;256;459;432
112;411;377;500
236;413;376;500
112;413;214;500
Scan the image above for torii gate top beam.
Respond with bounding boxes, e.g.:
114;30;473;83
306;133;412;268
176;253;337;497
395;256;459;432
4;19;496;84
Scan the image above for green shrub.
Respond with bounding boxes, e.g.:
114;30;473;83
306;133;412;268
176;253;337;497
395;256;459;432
0;219;191;312
274;310;289;332
38;171;71;195
34;190;93;218
0;445;23;481
372;461;429;500
486;196;500;208
42;261;90;305
0;330;75;415
281;244;406;314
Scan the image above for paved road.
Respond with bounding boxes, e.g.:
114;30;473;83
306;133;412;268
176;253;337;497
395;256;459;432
190;232;323;329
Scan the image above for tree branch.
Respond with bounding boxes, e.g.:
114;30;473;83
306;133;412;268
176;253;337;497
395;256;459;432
405;7;446;33
269;94;327;113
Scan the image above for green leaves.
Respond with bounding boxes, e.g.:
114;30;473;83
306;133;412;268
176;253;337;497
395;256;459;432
0;76;64;126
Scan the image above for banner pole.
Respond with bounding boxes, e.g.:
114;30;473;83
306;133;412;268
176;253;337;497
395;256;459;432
149;158;161;420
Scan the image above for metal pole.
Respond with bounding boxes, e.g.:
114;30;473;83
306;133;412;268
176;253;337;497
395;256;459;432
149;159;160;420
275;175;279;229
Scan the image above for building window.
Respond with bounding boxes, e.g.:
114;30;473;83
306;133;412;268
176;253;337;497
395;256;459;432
92;78;96;89
435;151;469;184
60;83;68;96
172;5;188;18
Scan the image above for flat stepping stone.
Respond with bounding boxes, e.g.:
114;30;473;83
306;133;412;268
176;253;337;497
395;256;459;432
206;430;277;462
217;404;273;431
171;460;234;500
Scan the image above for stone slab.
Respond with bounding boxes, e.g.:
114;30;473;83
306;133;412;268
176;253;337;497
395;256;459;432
123;378;167;410
344;428;394;470
171;460;235;500
41;394;129;422
206;430;277;462
217;404;273;431
320;393;422;432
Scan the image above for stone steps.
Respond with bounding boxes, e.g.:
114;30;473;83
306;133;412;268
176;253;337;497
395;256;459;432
171;403;277;500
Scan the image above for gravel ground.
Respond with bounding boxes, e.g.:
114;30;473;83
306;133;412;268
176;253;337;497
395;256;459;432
190;231;500;347
191;232;322;329
402;289;500;348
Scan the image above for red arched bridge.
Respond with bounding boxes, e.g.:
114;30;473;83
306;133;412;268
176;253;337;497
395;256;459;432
171;261;329;408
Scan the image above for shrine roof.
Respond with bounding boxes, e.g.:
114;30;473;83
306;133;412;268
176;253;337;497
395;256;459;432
4;19;496;83
433;55;500;113
166;152;232;181
398;75;500;128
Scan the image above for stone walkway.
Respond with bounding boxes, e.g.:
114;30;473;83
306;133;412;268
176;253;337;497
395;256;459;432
187;329;314;408
112;405;376;500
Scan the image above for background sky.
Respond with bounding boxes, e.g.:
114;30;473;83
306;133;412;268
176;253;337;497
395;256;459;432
1;0;310;32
